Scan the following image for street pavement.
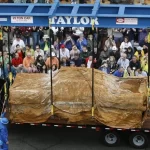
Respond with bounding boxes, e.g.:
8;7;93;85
9;124;150;150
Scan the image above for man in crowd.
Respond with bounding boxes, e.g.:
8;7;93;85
25;45;34;57
45;52;59;70
11;34;25;54
80;46;89;64
34;45;44;59
12;53;23;73
129;55;141;70
72;54;82;67
113;67;124;77
23;52;36;73
59;44;70;66
117;53;129;70
76;34;87;51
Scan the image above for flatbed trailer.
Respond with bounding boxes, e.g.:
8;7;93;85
9;116;150;149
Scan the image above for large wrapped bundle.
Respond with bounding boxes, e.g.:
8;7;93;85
9;67;148;128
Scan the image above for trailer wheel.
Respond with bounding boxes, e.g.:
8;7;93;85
129;132;148;149
103;131;120;147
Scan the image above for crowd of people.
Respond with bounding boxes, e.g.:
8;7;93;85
0;27;149;81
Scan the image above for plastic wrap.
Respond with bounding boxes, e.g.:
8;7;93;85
9;67;148;128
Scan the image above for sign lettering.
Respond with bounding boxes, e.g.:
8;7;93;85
51;16;99;25
11;16;33;23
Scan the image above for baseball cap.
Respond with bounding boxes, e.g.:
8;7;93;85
61;44;65;49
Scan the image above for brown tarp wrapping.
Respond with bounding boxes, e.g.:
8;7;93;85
9;67;148;129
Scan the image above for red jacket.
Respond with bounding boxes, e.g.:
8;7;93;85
12;57;23;67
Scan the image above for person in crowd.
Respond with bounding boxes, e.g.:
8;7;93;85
12;53;23;73
105;35;116;51
34;45;44;59
100;45;109;62
123;28;136;48
11;34;25;54
120;36;132;53
32;26;39;50
141;53;148;73
72;54;82;67
23;52;36;73
80;46;89;64
70;45;80;60
45;52;59;70
125;46;134;61
129;55;141;71
15;44;24;59
123;66;135;77
76;34;87;51
87;34;97;52
20;27;32;45
139;35;148;47
99;61;110;74
89;47;100;68
59;44;70;66
38;26;44;42
113;67;124;77
3;51;11;68
25;45;34;57
112;28;124;44
86;55;93;68
34;55;46;73
0;63;16;81
40;35;50;54
135;68;147;77
134;46;145;61
108;56;116;74
138;29;148;46
63;34;74;51
117;53;129;70
109;46;120;61
72;27;84;42
54;38;60;52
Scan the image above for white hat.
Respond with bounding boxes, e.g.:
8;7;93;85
52;52;55;57
137;46;142;51
43;35;49;39
112;46;117;51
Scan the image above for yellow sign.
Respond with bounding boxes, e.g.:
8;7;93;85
91;19;95;31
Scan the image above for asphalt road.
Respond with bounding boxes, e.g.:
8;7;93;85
9;125;150;150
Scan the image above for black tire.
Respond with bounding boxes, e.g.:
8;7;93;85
129;132;148;149
103;131;120;147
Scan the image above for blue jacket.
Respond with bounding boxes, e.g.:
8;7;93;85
113;70;123;77
76;38;87;51
0;113;8;150
62;40;74;51
0;123;8;150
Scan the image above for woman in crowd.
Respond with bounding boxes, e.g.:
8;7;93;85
99;61;110;74
70;45;80;60
105;35;116;51
125;46;134;61
34;55;46;73
120;36;132;53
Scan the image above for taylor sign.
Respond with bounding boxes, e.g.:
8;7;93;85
50;17;99;25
